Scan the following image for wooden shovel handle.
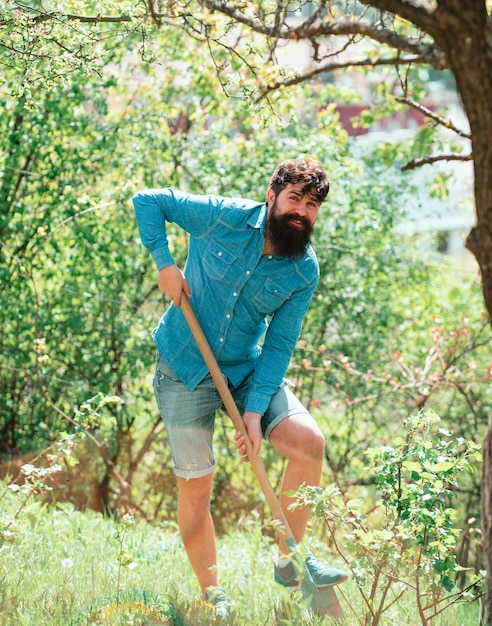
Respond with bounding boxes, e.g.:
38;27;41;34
179;292;296;545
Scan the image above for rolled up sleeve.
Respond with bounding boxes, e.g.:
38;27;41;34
132;188;222;270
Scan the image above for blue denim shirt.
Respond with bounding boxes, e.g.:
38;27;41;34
133;188;319;415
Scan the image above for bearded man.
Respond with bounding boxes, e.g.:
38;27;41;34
133;158;347;619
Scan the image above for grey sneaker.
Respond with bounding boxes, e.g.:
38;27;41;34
275;555;348;589
204;586;229;620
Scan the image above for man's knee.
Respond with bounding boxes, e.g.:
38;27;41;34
178;475;213;506
272;413;325;462
310;425;326;459
300;423;325;462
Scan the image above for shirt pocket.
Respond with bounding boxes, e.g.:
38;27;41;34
253;278;292;316
202;241;236;281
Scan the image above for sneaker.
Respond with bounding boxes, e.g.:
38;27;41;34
275;555;347;589
274;560;299;588
204;586;229;620
305;553;348;588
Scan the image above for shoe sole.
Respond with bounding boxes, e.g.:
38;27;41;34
313;572;349;589
276;572;348;591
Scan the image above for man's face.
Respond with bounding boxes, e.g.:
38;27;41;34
266;183;320;258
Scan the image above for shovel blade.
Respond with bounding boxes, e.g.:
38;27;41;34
317;585;345;621
284;537;345;621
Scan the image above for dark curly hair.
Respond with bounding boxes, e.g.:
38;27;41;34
269;158;330;204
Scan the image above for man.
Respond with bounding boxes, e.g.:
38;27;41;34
133;158;347;619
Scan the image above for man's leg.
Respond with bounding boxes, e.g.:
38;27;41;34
269;409;347;591
177;473;218;594
269;411;325;555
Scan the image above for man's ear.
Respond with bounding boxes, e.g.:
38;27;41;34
266;188;275;207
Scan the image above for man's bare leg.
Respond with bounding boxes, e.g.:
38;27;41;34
177;473;218;593
270;412;347;596
269;412;325;555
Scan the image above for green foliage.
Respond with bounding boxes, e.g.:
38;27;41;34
0;434;79;545
0;468;482;625
0;1;145;102
0;23;212;457
366;411;481;588
114;513;137;602
295;411;484;624
1;0;489;602
293;270;490;486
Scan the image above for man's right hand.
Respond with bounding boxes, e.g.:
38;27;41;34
157;265;191;307
235;412;262;461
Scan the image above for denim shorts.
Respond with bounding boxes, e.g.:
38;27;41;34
153;354;310;479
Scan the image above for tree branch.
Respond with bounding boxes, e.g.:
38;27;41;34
358;0;439;37
257;53;425;102
0;11;133;27
395;95;471;139
401;152;473;171
197;1;447;69
30;201;115;260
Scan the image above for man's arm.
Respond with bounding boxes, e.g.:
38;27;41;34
133;188;222;304
245;280;317;415
235;282;316;460
132;187;222;269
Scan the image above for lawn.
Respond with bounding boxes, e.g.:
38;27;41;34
0;494;481;625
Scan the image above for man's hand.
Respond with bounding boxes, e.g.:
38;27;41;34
157;265;191;306
234;411;262;462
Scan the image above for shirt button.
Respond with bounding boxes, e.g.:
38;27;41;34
219;337;224;342
268;255;273;259
226;314;231;319
246;270;250;275
233;292;238;297
218;251;223;256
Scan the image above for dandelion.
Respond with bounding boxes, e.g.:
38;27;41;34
62;558;73;570
61;558;73;604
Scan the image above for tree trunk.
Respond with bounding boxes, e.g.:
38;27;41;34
432;1;492;320
432;1;492;621
483;423;492;622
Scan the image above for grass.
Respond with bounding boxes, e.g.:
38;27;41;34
0;495;482;625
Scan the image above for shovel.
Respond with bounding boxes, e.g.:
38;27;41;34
180;293;345;621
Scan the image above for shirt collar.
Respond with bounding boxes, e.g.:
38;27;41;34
247;203;268;231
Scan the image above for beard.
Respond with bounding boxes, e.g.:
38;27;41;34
266;201;314;259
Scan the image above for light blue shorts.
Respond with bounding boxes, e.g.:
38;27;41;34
153;354;310;479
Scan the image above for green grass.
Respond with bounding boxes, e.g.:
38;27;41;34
0;499;482;625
